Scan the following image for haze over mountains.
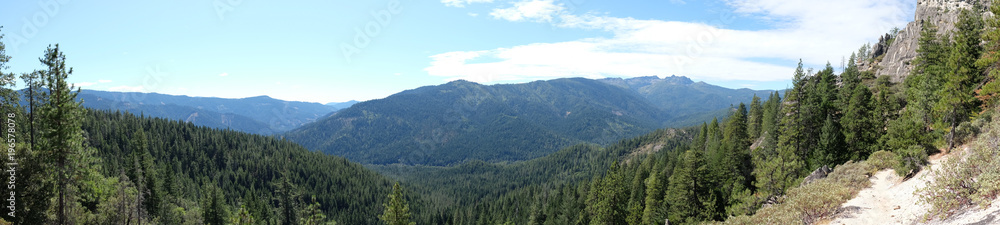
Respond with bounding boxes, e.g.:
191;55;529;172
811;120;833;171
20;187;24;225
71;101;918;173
63;90;352;134
285;76;775;165
63;76;774;166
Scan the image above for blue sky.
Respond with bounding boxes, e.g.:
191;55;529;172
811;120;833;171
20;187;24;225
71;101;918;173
0;0;916;103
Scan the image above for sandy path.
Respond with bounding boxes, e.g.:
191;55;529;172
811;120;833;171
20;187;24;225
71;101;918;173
829;149;1000;225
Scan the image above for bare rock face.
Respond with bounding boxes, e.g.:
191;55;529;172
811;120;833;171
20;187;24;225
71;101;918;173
801;165;833;186
874;0;987;82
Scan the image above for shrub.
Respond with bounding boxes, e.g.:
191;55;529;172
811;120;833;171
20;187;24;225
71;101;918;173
919;111;1000;219
826;161;874;191
894;145;927;177
868;150;898;171
720;161;872;225
785;180;852;224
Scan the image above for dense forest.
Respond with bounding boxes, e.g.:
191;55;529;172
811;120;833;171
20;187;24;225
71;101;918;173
2;1;1000;225
0;42;403;224
382;4;1000;224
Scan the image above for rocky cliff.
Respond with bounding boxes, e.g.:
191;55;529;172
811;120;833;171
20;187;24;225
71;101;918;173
872;0;988;82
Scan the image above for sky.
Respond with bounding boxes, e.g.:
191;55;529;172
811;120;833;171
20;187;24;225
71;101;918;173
0;0;917;104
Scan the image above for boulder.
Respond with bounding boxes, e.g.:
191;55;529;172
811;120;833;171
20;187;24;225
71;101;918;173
801;165;833;186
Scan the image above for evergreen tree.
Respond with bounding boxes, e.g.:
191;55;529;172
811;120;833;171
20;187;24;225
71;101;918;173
381;182;415;225
977;0;1000;107
666;150;709;224
38;44;91;224
202;184;229;225
588;162;627;225
761;60;807;197
936;9;983;150
813;114;843;167
747;95;764;139
907;20;947;128
300;195;337;225
641;171;664;225
841;85;877;161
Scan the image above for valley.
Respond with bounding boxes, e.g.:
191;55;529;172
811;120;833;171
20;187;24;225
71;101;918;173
2;0;1000;224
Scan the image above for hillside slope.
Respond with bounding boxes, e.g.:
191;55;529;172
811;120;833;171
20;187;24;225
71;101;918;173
600;75;775;127
287;78;670;165
72;90;336;134
288;76;773;166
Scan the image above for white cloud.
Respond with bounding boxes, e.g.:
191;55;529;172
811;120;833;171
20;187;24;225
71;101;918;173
468;12;480;17
427;0;915;83
108;85;146;92
490;0;565;23
74;82;97;87
219;72;229;77
442;0;495;7
98;79;112;83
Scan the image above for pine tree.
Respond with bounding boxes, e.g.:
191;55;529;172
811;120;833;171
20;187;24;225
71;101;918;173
907;20;947;128
813;114;843;167
666;150;709;224
202;184;229;225
38;44;89;224
300;195;337;225
977;0;1000;107
588;163;627;225
841;85;876;161
762;60;808;197
381;182;415;225
936;9;983;150
747;95;764;139
641;171;664;225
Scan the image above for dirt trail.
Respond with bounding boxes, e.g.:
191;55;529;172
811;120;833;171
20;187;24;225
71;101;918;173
828;149;1000;225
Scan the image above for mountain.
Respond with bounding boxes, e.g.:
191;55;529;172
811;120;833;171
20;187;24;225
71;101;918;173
326;100;359;110
80;110;394;224
600;75;777;127
870;0;987;81
286;76;773;166
64;90;337;134
286;78;670;165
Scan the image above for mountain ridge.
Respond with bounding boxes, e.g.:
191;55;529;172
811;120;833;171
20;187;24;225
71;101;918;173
287;76;775;166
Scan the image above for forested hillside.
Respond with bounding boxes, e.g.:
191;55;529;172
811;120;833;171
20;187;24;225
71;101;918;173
286;78;672;165
600;76;776;127
286;77;771;166
0;44;396;224
66;90;337;134
393;2;1000;224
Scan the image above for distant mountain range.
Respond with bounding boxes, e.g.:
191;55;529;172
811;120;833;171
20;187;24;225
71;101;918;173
600;75;779;127
47;90;344;134
285;76;776;166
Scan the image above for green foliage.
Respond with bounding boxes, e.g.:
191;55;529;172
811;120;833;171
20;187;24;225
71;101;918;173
936;9;984;150
381;183;416;225
287;78;675;165
920;111;1000;219
867;150;899;171
895;145;928;177
841;84;877;161
721;161;872;225
587;163;628;225
977;0;1000;107
666;150;711;224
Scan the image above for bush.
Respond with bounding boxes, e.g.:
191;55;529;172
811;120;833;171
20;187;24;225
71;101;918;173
868;150;898;171
826;161;874;191
919;111;1000;219
720;161;872;225
894;145;927;177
